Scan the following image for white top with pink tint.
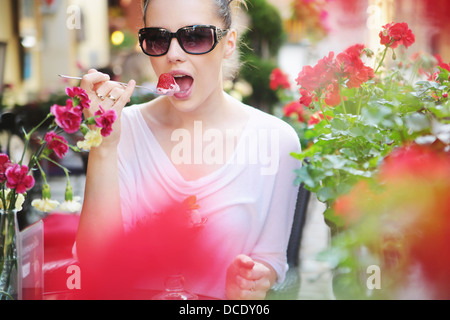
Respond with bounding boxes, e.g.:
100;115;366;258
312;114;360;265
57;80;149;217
117;104;302;299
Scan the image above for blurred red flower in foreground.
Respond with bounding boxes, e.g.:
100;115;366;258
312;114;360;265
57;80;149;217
333;143;450;298
76;197;209;299
381;144;450;298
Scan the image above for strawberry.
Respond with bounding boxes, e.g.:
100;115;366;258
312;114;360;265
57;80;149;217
157;73;180;95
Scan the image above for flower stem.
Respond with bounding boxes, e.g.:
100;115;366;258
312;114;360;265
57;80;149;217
35;160;48;186
0;291;14;300
340;90;348;116
356;95;363;116
318;100;331;125
41;155;70;179
375;47;389;74
20;113;53;165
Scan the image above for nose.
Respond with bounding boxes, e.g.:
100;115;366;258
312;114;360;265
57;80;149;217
166;37;186;63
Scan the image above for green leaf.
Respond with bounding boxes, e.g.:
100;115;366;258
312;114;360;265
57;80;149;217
295;166;317;189
330;117;349;132
323;155;351;170
428;102;450;119
361;104;394;126
316;186;337;202
404;112;431;133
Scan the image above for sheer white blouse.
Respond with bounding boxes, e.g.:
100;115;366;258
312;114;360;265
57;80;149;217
117;103;302;299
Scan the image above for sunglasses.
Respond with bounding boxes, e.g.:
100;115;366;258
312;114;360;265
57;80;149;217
138;25;229;57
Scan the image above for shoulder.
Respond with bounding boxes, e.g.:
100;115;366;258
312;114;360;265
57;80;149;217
244;104;301;153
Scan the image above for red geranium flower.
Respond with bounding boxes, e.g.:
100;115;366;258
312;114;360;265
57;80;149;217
435;54;450;72
5;164;35;194
44;131;69;159
299;88;314;108
95;106;117;137
51;100;83;134
270;68;291;91
324;82;341;106
283;101;305;122
379;22;415;49
308;111;331;126
0;154;12;183
296;51;336;92
336;44;375;89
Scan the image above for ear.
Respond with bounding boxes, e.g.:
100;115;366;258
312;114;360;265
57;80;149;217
223;29;237;59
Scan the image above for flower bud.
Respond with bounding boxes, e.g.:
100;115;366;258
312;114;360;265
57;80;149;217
65;183;74;202
42;183;52;199
80;123;90;135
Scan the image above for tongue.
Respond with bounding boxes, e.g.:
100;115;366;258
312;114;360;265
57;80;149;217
175;76;193;92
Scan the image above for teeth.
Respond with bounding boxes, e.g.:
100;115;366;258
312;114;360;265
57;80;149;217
173;75;184;78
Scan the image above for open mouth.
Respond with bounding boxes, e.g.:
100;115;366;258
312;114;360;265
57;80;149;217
173;75;194;95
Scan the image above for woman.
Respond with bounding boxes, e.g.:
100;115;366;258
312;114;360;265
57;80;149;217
76;0;301;300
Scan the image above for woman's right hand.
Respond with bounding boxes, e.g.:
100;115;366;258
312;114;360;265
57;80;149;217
80;69;136;147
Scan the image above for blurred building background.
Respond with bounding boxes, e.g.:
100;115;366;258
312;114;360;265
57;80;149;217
0;0;449;111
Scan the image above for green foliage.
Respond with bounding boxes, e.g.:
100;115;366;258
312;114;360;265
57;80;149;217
287;32;450;298
242;0;285;58
239;0;286;112
292;51;450;211
239;55;279;110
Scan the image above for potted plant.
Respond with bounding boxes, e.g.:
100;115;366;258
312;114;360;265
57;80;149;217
281;22;450;299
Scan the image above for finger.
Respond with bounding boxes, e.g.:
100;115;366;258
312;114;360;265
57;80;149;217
236;275;255;291
81;72;110;94
105;87;125;105
237;255;255;270
96;81;122;102
112;80;135;112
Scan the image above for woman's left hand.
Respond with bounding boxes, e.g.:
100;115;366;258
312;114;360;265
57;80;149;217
225;254;276;300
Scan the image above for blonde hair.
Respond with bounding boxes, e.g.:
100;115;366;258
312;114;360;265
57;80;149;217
141;0;247;80
141;0;246;28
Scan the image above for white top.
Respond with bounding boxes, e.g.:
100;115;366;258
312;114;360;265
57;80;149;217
117;103;302;299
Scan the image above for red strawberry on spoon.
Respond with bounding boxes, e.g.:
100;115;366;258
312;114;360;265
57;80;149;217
157;73;181;96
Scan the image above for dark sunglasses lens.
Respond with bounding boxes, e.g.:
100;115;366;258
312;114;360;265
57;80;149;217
179;26;215;54
141;29;170;56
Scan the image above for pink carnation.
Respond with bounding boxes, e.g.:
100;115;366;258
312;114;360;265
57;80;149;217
0;153;11;183
51;100;83;134
66;86;91;110
6;164;35;194
95;106;117;137
44;132;69;159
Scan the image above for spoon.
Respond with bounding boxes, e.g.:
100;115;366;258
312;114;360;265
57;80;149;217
58;74;171;95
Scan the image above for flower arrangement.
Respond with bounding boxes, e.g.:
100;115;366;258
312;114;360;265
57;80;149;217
0;86;116;214
277;21;450;298
1;85;117;299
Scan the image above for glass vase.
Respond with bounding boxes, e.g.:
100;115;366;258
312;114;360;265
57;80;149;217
152;274;198;300
0;209;20;300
